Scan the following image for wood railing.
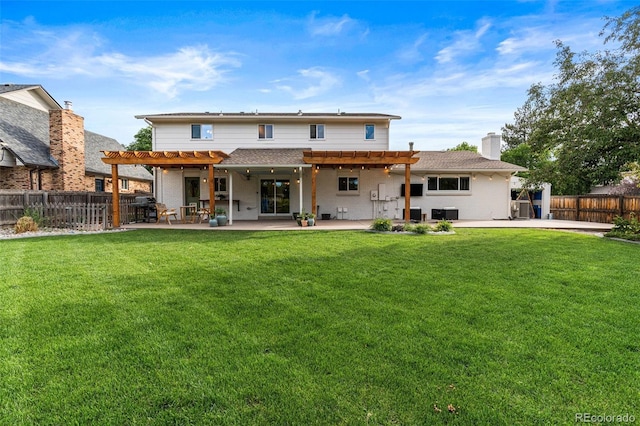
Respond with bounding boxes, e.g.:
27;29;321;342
550;195;640;223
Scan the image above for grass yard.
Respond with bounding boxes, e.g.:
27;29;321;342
1;228;638;424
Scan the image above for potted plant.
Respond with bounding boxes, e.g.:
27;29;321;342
297;210;308;227
215;207;227;226
307;212;315;226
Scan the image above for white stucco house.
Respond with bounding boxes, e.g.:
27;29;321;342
119;111;528;224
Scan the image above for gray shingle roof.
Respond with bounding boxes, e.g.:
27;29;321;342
396;150;526;172
0;97;58;167
222;148;309;166
0;84;39;95
85;131;153;180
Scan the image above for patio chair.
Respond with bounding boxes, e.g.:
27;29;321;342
156;203;178;224
196;206;210;223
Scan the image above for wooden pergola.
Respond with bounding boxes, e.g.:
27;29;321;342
101;150;229;227
303;150;420;222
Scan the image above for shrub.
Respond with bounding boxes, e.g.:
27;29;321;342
371;218;393;232
414;224;432;234
22;207;44;226
606;213;640;240
434;220;453;232
15;216;39;233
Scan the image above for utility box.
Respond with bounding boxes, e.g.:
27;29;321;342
402;207;422;222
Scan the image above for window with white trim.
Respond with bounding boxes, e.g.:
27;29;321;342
310;124;325;139
338;176;359;193
427;176;470;192
191;124;213;139
120;178;129;190
214;177;227;192
258;124;274;139
365;124;375;140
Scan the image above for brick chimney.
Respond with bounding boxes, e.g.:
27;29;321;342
49;106;86;191
481;132;502;160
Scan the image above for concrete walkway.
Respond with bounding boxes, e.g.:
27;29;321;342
121;218;613;232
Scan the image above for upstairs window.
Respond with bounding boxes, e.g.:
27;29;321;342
310;124;325;139
120;178;129;190
258;124;274;139
427;176;470;191
365;124;375;140
191;124;213;139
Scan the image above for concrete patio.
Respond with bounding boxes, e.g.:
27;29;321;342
121;218;614;232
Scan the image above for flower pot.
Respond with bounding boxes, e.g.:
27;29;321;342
307;218;315;226
301;220;308;227
216;215;227;226
209;218;218;227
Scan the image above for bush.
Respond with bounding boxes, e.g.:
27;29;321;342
371;218;393;232
605;213;640;240
414;224;432;234
434;220;453;232
15;216;39;233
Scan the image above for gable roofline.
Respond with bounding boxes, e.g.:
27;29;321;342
136;111;401;123
0;84;62;110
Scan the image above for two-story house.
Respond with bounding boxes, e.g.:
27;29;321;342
104;111;534;226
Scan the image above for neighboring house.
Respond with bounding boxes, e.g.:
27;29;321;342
129;112;527;223
0;84;152;193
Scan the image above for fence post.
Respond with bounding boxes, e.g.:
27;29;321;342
576;196;581;221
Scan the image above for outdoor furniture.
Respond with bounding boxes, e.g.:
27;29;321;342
180;205;198;223
156;203;178;224
196;206;210;223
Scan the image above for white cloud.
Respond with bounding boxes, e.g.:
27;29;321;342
0;21;241;98
307;12;356;36
435;18;492;64
274;67;341;100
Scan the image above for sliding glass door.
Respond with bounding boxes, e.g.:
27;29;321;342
260;179;290;215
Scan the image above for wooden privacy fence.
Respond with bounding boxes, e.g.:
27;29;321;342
0;190;144;228
551;195;640;223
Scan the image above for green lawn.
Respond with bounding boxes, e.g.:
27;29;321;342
1;228;638;424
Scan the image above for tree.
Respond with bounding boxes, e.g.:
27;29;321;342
126;126;152;152
126;126;153;172
447;141;477;152
502;6;640;195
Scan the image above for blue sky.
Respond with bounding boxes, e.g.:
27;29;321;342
0;1;635;150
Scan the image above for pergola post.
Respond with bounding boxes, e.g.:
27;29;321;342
404;164;411;222
111;164;120;228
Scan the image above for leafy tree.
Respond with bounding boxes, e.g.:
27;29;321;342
502;7;640;195
126;126;152;152
447;141;478;152
126;126;153;172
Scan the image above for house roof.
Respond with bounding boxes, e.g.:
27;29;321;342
394;150;527;172
136;111;401;122
0;84;61;110
222;148;309;166
0;97;58;168
87;132;153;180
